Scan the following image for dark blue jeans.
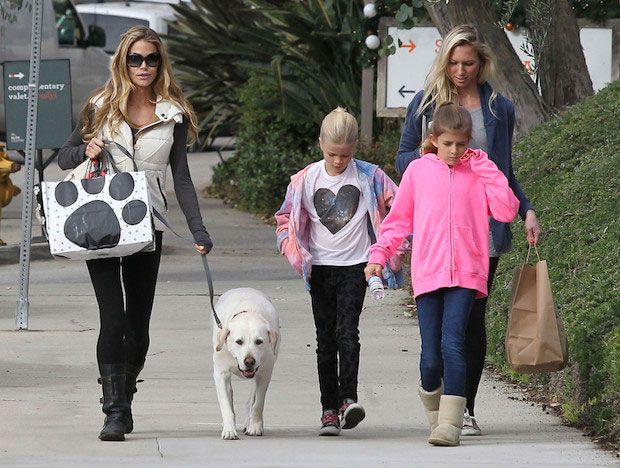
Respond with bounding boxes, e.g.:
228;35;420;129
417;287;476;396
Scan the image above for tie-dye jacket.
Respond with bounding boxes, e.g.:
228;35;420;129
275;158;405;290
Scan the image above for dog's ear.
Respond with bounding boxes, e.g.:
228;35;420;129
268;329;279;354
215;328;229;352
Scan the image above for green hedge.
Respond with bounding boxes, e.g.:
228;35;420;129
210;74;318;217
486;80;620;444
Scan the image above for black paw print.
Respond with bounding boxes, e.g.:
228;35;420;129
51;173;149;251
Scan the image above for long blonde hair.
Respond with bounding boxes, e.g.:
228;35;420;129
319;107;359;145
421;103;472;154
418;24;498;117
80;26;198;144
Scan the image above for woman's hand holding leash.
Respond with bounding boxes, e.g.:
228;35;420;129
195;235;213;255
195;244;209;255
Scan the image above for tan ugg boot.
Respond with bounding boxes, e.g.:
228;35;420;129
428;395;466;446
417;380;443;431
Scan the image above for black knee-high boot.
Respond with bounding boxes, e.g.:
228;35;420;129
99;364;130;441
124;363;143;434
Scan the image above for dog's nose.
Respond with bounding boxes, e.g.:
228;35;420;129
244;356;256;368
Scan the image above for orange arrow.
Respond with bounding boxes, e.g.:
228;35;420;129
400;40;416;53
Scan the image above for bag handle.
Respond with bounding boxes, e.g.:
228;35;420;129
101;139;137;172
525;243;541;264
88;149;116;177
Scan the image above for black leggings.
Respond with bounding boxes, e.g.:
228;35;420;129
465;256;500;416
310;263;367;412
86;231;163;371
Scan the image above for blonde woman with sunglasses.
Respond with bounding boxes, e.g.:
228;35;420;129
58;26;213;441
396;24;541;437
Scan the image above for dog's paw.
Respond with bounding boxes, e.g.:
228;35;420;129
221;427;239;440
244;421;264;437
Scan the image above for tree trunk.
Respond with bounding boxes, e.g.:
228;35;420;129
425;0;550;139
535;0;593;108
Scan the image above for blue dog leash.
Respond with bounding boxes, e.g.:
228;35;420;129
102;139;223;330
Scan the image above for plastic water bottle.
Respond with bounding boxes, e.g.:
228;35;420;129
368;275;385;300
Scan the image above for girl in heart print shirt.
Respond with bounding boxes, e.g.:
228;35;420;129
275;107;402;436
365;103;519;447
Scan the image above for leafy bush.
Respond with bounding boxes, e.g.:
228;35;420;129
169;0;376;144
357;122;402;184
210;73;319;217
167;0;257;145
485;79;620;444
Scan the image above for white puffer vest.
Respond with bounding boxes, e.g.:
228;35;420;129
93;96;185;230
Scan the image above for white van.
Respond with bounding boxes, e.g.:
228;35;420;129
0;0;110;139
75;1;179;55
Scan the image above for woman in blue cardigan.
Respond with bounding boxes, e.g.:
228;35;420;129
396;24;542;436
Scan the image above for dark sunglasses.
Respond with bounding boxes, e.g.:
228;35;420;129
126;52;161;68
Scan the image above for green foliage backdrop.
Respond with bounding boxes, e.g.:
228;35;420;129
169;0;373;146
486;80;620;443
209;73;319;216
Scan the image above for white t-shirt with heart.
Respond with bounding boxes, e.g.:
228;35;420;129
301;160;370;266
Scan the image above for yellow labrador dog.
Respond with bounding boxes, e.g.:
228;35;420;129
213;288;280;440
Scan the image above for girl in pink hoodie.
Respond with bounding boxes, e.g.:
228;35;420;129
365;104;519;446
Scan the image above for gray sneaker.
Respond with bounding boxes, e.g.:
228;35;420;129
339;399;366;430
461;409;482;436
319;410;341;436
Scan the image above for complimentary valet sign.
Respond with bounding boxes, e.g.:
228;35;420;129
3;59;72;150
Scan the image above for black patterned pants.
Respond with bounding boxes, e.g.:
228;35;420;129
310;262;367;412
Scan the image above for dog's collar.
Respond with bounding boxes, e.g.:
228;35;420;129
231;310;248;320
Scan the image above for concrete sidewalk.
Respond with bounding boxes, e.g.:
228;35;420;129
0;151;617;467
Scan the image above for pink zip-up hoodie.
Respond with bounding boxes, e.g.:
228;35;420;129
369;149;519;299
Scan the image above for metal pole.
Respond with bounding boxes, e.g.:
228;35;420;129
360;0;374;145
361;68;374;145
15;0;44;330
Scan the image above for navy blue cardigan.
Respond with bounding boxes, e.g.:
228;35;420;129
395;82;534;253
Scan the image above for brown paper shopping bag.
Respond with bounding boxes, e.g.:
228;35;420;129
505;244;568;373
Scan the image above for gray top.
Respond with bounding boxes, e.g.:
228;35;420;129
468;106;512;257
468;107;488;153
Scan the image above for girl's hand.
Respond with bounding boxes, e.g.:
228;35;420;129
459;148;475;161
524;209;542;244
85;137;105;161
364;263;383;281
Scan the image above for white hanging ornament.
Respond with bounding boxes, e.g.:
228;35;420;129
365;34;380;50
363;3;377;18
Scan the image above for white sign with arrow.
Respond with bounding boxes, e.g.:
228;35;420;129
377;21;613;118
385;26;442;109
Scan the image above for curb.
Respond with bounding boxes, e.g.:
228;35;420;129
0;243;54;266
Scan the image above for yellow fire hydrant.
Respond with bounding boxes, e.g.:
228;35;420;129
0;144;22;246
